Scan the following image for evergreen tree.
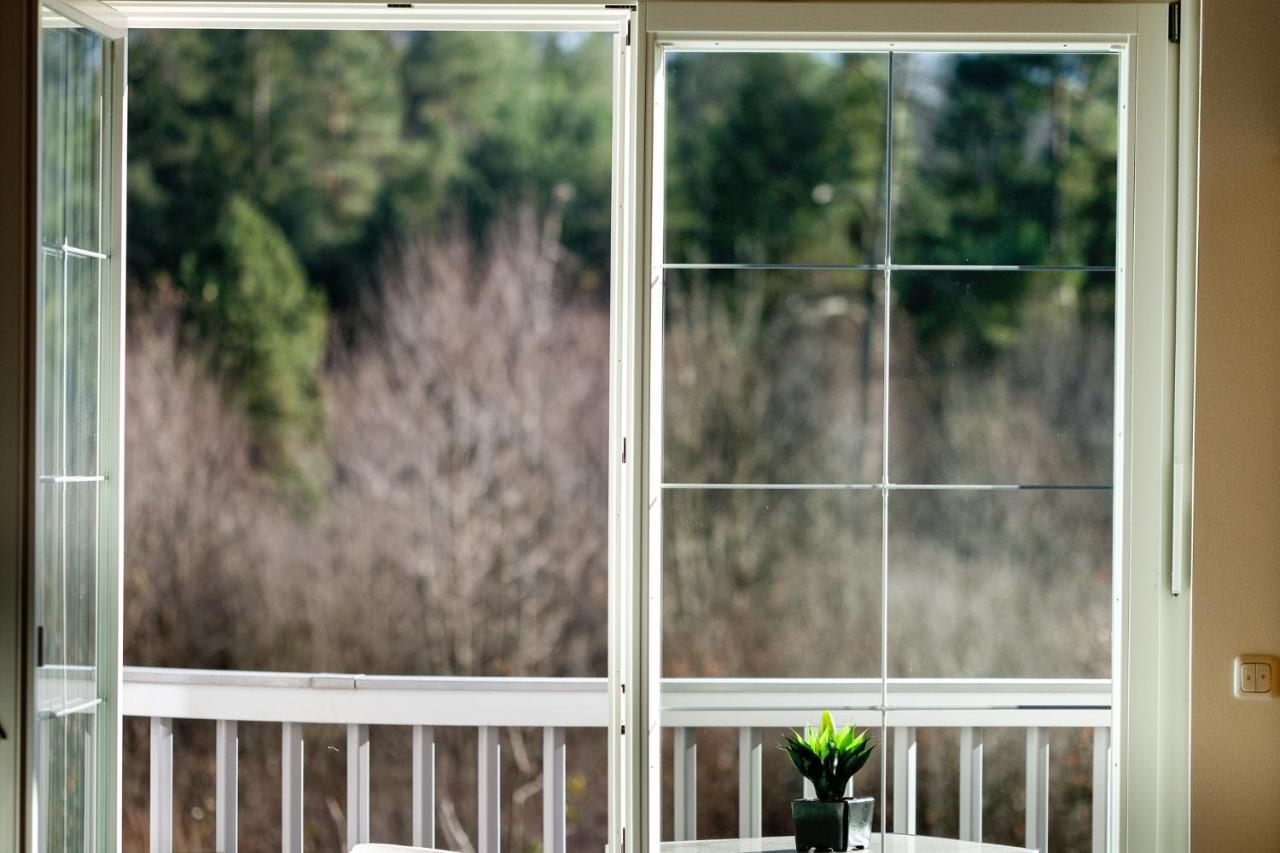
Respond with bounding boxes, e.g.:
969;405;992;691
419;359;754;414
188;195;327;484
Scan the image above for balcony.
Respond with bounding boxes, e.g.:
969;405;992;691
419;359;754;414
123;668;1112;853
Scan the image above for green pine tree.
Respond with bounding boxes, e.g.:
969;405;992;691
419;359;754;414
188;195;328;488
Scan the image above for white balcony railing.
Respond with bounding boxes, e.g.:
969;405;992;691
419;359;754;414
122;667;1112;853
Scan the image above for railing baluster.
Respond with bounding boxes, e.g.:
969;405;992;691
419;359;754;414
413;725;436;848
1025;726;1050;852
347;723;370;849
892;726;917;835
149;717;172;853
477;726;501;853
737;727;762;838
215;720;238;853
959;727;983;842
1092;727;1111;853
281;722;304;853
673;727;697;841
543;727;567;853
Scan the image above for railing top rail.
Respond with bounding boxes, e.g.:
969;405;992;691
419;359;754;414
665;676;1112;693
124;666;605;692
121;667;1112;729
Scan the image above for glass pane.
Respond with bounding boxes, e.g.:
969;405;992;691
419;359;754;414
889;270;1114;485
41;23;68;242
887;489;1111;679
891;52;1120;267
663;488;882;678
663;270;883;484
664;51;889;265
65;255;100;477
64;710;97;853
35;480;64;714
65;482;99;702
65;27;104;252
42;715;68;852
38;248;64;478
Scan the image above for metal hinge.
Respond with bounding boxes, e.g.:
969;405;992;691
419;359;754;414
626;19;632;47
621;436;627;464
1169;1;1181;43
36;625;44;668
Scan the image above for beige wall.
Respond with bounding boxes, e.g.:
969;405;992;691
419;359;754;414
1190;0;1280;847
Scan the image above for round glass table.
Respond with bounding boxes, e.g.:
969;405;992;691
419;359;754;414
660;836;1034;853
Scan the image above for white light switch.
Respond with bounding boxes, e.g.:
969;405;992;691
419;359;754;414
1235;655;1280;699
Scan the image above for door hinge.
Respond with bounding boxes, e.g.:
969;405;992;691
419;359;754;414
625;19;632;47
1169;1;1181;43
36;625;44;668
621;436;627;464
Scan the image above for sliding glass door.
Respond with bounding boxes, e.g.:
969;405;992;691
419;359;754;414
640;4;1180;850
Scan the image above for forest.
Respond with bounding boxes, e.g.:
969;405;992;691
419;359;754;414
121;29;1118;852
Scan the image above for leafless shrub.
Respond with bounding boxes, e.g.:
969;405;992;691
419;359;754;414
124;214;611;851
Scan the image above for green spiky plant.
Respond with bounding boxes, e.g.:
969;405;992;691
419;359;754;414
782;711;877;802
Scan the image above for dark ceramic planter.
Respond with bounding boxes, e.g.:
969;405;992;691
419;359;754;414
791;797;874;851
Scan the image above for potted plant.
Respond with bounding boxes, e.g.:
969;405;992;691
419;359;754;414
782;711;877;851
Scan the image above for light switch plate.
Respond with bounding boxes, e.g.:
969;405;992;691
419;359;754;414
1234;655;1280;700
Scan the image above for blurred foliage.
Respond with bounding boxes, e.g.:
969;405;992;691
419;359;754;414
892;53;1119;353
185;195;327;489
128;29;614;476
664;52;889;266
128;30;614;306
129;39;1118;466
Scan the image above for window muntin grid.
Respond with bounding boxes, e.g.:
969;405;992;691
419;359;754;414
655;46;1119;843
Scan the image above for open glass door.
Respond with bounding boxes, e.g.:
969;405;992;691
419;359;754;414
35;3;124;851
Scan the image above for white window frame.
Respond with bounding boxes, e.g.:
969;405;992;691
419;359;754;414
626;3;1196;852
0;2;1198;851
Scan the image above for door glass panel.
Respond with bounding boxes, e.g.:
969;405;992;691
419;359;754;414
37;10;108;852
65;483;99;702
889;270;1115;485
664;51;889;266
65;27;104;253
65;256;100;477
887;488;1111;679
663;269;884;485
663;487;882;679
891;52;1120;267
655;47;1119;850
